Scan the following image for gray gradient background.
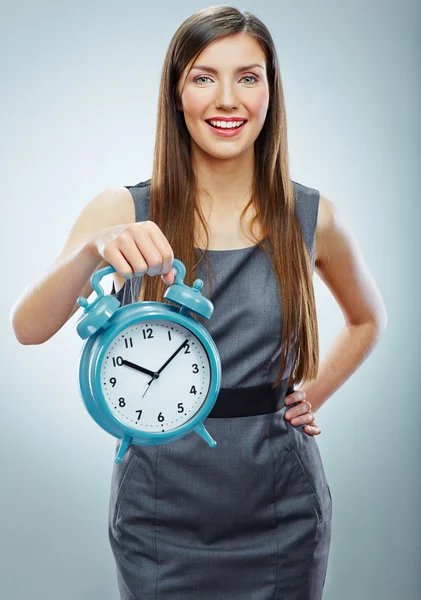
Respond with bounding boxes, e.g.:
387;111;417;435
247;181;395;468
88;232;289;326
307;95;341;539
2;1;419;598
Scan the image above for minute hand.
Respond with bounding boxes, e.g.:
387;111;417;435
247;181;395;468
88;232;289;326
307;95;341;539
156;339;189;376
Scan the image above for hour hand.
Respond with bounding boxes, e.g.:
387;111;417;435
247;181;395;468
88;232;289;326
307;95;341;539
122;359;158;379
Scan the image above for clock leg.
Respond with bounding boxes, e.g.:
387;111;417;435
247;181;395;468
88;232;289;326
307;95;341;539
115;434;133;463
193;422;217;447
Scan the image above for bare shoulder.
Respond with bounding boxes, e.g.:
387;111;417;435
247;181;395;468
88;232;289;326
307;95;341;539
52;185;135;273
314;193;333;265
314;193;388;328
58;186;136;320
90;186;135;225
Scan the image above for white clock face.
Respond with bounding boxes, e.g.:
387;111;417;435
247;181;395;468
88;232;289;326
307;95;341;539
100;318;212;433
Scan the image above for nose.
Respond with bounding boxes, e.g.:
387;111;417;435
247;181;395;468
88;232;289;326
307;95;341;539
215;81;239;110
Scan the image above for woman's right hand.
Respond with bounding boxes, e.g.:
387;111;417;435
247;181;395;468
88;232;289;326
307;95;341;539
88;220;176;286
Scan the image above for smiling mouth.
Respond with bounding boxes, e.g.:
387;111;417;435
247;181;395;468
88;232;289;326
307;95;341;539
205;119;247;129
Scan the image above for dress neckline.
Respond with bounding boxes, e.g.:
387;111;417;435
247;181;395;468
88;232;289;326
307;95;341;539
194;245;258;253
194;236;266;253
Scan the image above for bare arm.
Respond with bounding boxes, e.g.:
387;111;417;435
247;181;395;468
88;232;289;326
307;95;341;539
10;187;135;345
297;193;388;413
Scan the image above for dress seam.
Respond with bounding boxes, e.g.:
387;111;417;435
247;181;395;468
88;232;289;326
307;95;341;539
155;446;159;600
267;416;280;599
307;514;325;598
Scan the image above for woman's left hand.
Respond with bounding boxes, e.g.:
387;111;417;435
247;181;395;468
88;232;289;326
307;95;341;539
284;391;321;436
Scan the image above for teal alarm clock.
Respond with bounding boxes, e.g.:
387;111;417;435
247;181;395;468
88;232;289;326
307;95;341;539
76;259;221;463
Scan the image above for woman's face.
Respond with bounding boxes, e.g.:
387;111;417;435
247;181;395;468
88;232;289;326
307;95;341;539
177;33;270;161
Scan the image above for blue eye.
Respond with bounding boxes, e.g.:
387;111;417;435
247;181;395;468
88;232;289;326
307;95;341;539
193;75;258;85
242;75;258;84
193;76;212;85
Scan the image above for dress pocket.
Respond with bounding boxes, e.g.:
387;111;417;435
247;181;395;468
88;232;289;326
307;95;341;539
287;447;324;526
283;418;332;527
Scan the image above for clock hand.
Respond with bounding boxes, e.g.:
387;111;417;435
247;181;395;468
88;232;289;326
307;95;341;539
141;379;154;398
143;339;189;388
156;339;189;375
122;359;159;379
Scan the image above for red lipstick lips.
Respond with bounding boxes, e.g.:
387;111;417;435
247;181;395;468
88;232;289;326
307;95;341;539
205;116;248;122
205;117;247;137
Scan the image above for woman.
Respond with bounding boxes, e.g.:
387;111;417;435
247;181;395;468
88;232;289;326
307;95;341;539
10;5;388;599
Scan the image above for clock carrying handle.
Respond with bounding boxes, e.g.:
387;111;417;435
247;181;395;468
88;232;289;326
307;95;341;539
79;259;213;321
88;259;185;299
88;265;116;301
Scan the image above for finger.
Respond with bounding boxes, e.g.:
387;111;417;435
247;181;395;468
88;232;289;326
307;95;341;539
130;223;172;277
285;400;312;421
284;391;306;405
289;411;315;426
143;222;174;276
161;268;177;286
111;236;148;278
304;423;321;436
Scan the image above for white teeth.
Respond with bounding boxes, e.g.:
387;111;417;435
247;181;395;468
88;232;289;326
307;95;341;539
209;120;245;129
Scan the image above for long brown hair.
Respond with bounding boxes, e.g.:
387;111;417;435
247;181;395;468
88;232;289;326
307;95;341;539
138;5;319;388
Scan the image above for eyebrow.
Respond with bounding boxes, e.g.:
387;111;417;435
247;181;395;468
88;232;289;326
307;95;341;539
190;63;264;74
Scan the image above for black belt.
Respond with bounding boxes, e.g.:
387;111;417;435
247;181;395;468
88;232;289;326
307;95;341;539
207;378;296;418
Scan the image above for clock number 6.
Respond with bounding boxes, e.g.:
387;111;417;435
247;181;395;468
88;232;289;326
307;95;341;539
157;404;185;422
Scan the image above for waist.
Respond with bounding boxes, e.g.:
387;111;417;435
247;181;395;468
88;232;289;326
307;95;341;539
207;378;295;418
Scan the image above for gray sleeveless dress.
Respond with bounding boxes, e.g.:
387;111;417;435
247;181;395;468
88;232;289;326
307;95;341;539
107;179;332;600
